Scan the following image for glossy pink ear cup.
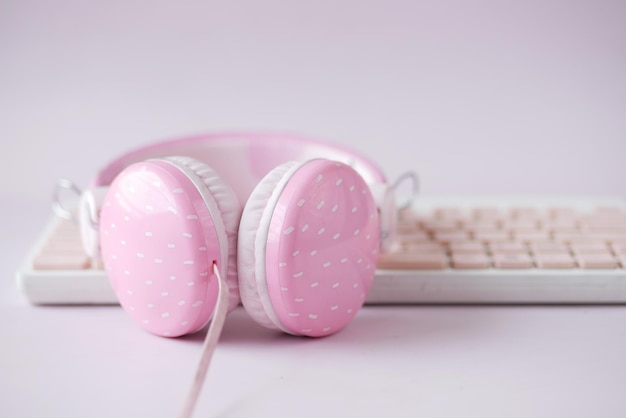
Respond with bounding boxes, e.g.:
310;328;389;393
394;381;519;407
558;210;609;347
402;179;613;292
237;159;380;337
99;157;241;337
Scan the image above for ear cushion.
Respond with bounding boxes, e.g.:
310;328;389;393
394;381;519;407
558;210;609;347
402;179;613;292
164;156;242;314
237;161;303;332
238;159;380;337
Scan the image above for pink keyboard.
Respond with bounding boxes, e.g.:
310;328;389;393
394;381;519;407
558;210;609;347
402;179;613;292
380;205;626;271
16;196;626;305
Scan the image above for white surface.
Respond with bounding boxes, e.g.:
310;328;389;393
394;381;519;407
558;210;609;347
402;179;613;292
2;1;626;417
5;227;626;418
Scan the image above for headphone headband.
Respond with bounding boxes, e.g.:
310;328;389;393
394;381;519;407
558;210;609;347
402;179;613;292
93;132;387;203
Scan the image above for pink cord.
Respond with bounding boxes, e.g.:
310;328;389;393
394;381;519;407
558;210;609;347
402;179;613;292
179;262;229;418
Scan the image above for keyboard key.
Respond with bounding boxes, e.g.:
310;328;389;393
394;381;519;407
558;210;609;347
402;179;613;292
501;219;540;232
590;207;626;219
471;207;502;219
581;218;626;232
402;242;447;253
33;253;90;270
396;231;431;244
433;231;470;244
585;226;626;236
52;221;81;237
575;254;617;269
449;242;486;254
451;254;491;269
433;207;464;220
512;230;551;243
510;207;539;220
488;242;528;255
545;223;580;234
473;231;511;243
534;254;576;269
396;223;422;234
570;242;611;255
464;220;500;232
398;208;420;222
493;253;534;269
548;207;579;219
529;242;569;254
40;241;85;253
377;252;448;270
552;232;587;244
582;232;626;246
421;219;461;232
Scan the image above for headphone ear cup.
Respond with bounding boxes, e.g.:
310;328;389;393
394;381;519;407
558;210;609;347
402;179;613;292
99;157;241;337
238;159;380;337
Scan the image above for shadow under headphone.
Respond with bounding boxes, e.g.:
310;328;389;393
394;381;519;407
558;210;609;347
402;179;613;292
78;133;398;338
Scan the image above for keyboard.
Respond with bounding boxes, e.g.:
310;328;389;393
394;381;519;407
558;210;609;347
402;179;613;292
16;196;626;305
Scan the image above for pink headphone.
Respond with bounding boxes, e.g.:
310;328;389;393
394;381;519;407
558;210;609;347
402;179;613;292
77;132;395;338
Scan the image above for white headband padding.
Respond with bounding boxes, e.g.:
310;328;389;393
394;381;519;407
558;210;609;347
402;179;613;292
237;160;303;333
164;156;243;313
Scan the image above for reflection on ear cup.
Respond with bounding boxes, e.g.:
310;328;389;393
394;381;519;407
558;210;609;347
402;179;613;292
237;159;380;337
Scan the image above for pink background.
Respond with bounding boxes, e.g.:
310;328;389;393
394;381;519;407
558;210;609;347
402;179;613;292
2;2;626;418
1;0;625;201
